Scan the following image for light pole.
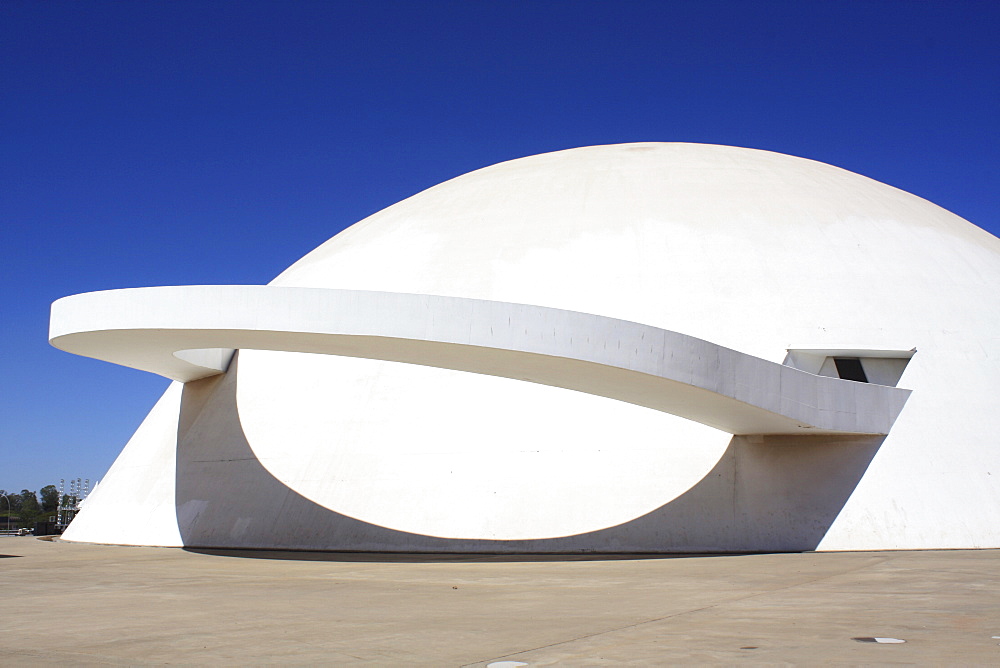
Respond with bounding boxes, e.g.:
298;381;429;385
0;494;9;534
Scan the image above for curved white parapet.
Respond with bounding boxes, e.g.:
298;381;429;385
50;285;910;437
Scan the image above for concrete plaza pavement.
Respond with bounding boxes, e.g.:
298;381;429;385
1;537;998;665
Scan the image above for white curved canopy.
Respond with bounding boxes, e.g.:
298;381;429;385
50;285;910;437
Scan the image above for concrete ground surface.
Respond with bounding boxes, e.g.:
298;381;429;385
1;538;998;665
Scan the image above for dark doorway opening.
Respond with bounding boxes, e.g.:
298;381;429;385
833;358;868;383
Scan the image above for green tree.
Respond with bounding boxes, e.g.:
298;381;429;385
0;489;12;515
40;485;59;512
2;490;23;513
20;490;39;515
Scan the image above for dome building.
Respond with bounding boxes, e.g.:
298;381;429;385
50;143;1000;552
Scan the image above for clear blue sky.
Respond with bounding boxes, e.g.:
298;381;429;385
2;1;997;494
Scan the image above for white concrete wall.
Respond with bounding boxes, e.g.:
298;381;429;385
63;143;1000;552
62;383;184;547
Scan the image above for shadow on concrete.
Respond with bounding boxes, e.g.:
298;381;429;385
182;547;757;562
174;354;883;555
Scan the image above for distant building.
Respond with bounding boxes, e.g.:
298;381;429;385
51;144;1000;552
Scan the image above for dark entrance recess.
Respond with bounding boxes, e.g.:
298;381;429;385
833;358;868;383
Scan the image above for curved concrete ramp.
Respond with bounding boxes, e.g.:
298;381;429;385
50;285;910;436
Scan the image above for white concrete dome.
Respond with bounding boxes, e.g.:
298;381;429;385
61;143;1000;552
